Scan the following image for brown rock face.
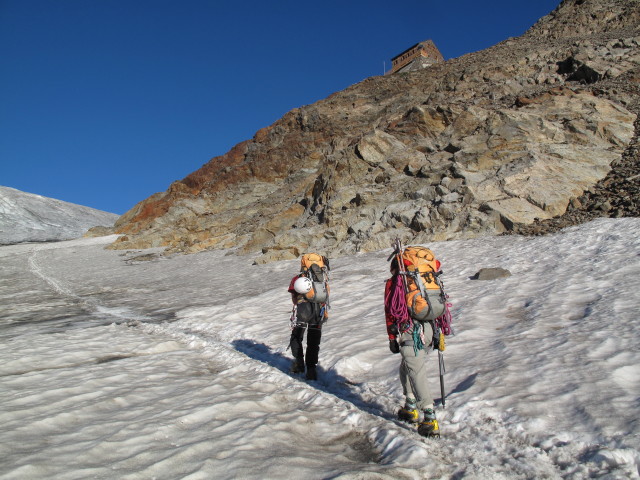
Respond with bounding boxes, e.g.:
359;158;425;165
110;0;640;261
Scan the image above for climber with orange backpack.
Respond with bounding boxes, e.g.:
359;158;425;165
384;239;453;438
288;253;330;381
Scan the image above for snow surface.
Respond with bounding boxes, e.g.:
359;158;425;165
0;186;119;245
1;218;639;479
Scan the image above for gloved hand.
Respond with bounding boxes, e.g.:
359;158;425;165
389;339;400;354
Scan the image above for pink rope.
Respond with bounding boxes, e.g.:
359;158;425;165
385;274;412;333
435;302;453;336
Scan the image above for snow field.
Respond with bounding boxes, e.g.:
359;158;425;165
1;219;639;479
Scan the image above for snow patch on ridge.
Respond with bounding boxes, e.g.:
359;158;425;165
0;186;119;244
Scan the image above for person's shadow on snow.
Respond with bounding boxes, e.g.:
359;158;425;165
231;339;391;419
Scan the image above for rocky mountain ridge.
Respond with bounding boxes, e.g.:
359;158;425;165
111;0;640;262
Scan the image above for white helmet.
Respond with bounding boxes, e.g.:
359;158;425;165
293;276;313;294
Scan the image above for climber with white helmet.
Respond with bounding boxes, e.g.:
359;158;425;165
287;253;330;381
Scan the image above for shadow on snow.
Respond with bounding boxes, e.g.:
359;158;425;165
232;338;410;425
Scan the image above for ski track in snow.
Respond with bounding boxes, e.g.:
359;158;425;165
29;248;74;298
28;246;150;323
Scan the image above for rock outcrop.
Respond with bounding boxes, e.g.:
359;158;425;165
110;0;640;262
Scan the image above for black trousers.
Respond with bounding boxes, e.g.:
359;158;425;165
290;324;322;368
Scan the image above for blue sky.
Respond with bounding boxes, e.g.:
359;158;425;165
1;0;560;215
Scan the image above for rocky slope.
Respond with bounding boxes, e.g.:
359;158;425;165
0;186;119;245
111;0;640;262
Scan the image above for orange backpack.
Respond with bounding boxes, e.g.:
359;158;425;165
401;246;445;322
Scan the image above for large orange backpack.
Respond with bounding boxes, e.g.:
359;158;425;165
401;246;445;322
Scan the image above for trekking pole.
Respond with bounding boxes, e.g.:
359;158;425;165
438;349;446;408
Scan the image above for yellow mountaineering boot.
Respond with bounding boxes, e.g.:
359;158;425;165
418;408;440;438
397;400;419;423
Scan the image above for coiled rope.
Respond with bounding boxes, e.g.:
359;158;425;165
385;274;411;332
435;302;453;336
386;274;429;355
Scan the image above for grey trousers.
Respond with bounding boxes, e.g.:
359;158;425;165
399;323;434;411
